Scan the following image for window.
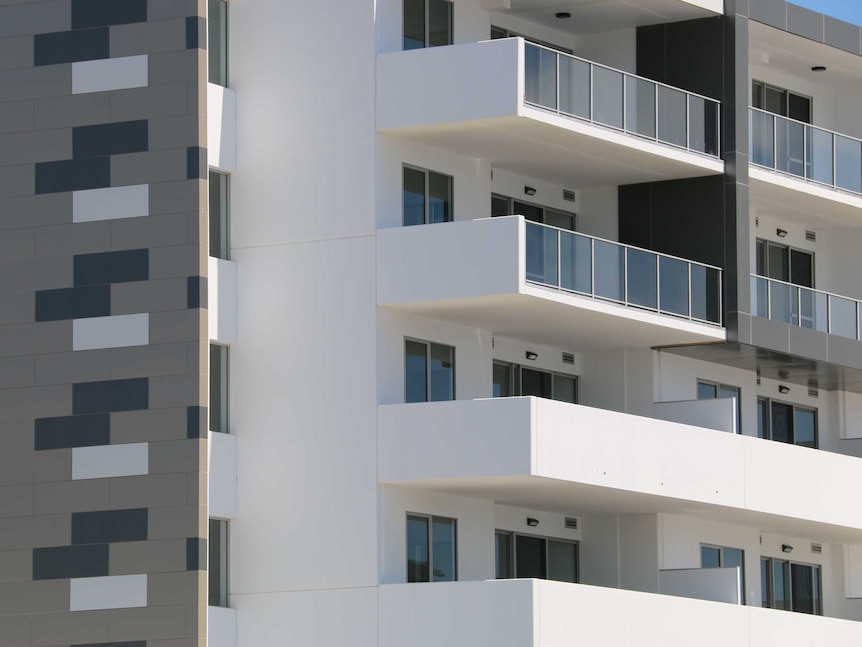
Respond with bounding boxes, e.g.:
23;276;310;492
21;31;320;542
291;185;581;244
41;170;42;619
209;170;229;260
405;339;454;403
407;514;456;582
495;531;578;583
697;380;741;433
404;0;452;50
752;81;811;123
208;0;228;86
403;166;452;226
755;239;814;288
210;344;229;433
493;361;576;404
701;543;745;603
757;398;817;448
492;194;575;231
490;27;572;54
209;518;229;607
761;557;821;615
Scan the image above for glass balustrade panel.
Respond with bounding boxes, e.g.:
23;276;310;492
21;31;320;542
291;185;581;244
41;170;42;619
689;96;718;155
593;240;625;302
625;76;656;139
525;223;558;286
751;276;767;318
751;111;775;168
797;287;828;332
626;248;657;309
525;45;557;110
559;231;592;294
807;127;834;185
768;281;795;324
829;295;858;340
835;135;862;193
691;265;721;323
657;85;687;147
660;256;690;317
776;118;805;177
592;66;623;129
559;56;590;120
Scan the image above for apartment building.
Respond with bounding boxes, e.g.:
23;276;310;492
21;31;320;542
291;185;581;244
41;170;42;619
1;0;862;645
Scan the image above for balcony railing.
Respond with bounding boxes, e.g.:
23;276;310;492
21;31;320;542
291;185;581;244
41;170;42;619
751;275;862;340
525;221;723;325
750;107;862;195
524;42;721;157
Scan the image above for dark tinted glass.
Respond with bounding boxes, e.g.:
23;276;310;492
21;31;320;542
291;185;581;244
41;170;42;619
767;243;789;282
794;408;816;448
547;540;577;583
208;0;227;85
773;560;791;610
491;195;510;217
208;519;228;606
790;249;813;288
495;532;512;578
403;0;425;50
521;368;552;399
513;201;543;224
431;517;456;581
761;558;771;607
406;516;429;582
515;535;546;578
791;563;814;614
553;374;576;403
428;172;452;224
755;240;766;275
788;93;811;124
428;0;452;47
403;167;426;226
752;82;763;110
209;171;229;259
429;343;454;402
764;86;787;116
697;382;717;399
701;546;721;568
405;340;427;403
757;398;768;439
493;362;512;397
209;345;228;433
771;402;792;444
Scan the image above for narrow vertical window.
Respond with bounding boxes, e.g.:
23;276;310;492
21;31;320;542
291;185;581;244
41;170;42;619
404;0;452;50
209;518;229;607
405;340;428;404
209;170;229;260
495;531;513;579
406;514;456;582
210;344;229;433
208;0;228;86
405;339;455;403
402;166;453;226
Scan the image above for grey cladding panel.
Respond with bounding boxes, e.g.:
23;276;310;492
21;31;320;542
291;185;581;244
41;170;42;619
73;121;149;159
34;413;110;450
34;28;109;66
74;249;149;286
72;509;148;545
73;377;149;415
35;157;110;194
33;544;109;580
35;285;111;321
72;0;147;29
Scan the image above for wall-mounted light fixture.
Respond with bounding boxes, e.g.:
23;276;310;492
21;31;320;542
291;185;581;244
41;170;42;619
524;186;537;196
776;228;788;238
555;11;571;19
526;518;539;527
525;351;538;361
811;66;826;72
782;544;793;553
778;385;790;395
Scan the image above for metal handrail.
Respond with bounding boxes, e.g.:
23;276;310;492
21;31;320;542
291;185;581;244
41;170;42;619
524;220;724;326
522;39;722;158
751;106;862;145
751;274;862;340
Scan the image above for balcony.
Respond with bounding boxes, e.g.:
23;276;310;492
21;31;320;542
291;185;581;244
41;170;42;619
379;579;862;647
378;217;725;351
377;38;724;188
378;397;862;540
750;108;862;218
752;275;862;341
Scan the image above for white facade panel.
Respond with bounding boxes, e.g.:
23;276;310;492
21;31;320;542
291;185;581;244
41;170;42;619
72;443;149;480
72;313;149;351
208;257;238;345
208;83;237;173
208;606;237;647
72;185;149;223
72;55;148;94
209;431;237;520
69;574;147;611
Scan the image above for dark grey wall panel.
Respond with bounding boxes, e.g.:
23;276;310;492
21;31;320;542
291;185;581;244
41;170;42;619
186;146;206;179
33;544;109;580
74;249;149;286
186;537;203;570
72;0;147;29
35;285;111;321
187;276;206;309
73;377;149;414
73;121;149;159
34;27;109;66
35;157;110;194
186;405;206;439
186;16;206;49
72;509;148;545
35;413;110;450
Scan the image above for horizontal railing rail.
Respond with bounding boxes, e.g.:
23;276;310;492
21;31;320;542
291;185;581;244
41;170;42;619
524;221;723;326
750;107;862;195
522;40;721;158
751;274;862;340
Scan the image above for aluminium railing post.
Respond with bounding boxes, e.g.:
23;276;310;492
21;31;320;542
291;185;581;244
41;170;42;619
556;228;562;288
622;70;627;133
832;131;837;189
590;237;595;297
687;262;692;320
656;253;661;314
767;278;772;321
654;83;659;145
555;51;560;114
623;245;629;305
803;122;809;180
773;113;778;171
589;62;594;122
716;101;721;156
827;294;832;335
686;93;690;151
717;268;723;326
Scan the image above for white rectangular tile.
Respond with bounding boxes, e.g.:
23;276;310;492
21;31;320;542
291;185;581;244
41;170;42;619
73;184;149;223
73;313;149;351
70;574;147;611
72;55;148;94
72;443;149;480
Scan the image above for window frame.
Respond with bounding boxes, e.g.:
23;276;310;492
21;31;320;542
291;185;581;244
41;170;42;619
490;26;573;54
405;338;455;403
757;397;818;448
209;343;229;434
493;360;577;404
403;0;453;50
403;165;454;226
700;542;745;603
208;169;230;260
491;193;576;231
406;513;458;583
208;518;229;607
760;556;822;615
696;379;742;433
207;0;229;87
495;530;579;583
755;238;815;288
752;80;812;124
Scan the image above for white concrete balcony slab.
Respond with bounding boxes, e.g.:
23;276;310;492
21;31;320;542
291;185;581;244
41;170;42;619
379;579;862;647
377;38;723;188
378;397;862;542
377;216;725;351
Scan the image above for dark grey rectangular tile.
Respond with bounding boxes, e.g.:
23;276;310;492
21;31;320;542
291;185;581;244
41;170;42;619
34;27;108;66
787;3;824;42
186;406;205;439
186;146;205;180
73;377;149;415
185;537;203;570
72;509;148;545
32;544;108;580
73;120;148;159
72;0;147;29
35;285;111;322
186;16;205;49
186;276;206;309
35;157;110;194
74;249;149;286
35;413;110;450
